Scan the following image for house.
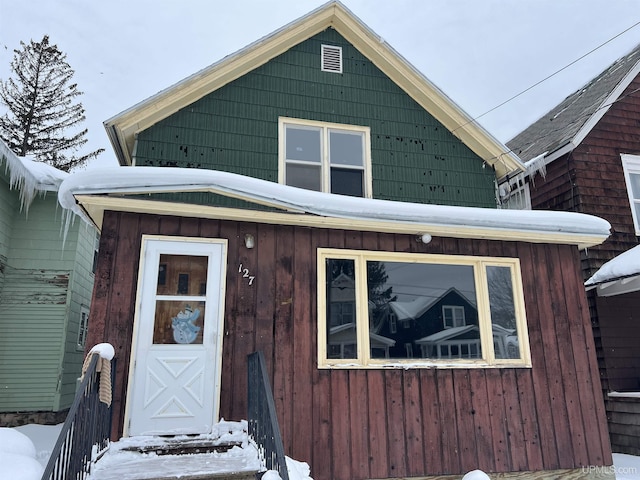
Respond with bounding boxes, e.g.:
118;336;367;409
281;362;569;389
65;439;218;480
60;2;616;478
0;140;98;426
504;42;640;457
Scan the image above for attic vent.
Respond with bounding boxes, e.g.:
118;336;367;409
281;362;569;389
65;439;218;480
321;44;342;73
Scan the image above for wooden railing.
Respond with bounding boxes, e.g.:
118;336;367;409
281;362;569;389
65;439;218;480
41;354;114;480
247;351;289;480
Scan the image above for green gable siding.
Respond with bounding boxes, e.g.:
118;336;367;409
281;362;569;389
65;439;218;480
135;28;496;208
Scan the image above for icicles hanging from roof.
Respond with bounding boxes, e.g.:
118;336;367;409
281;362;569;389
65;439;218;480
524;151;548;181
1;140;67;212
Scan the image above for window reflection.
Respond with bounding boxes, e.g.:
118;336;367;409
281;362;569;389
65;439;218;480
153;254;208;345
487;266;520;359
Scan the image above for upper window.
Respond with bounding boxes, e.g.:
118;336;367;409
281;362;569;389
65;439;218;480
622;154;640;235
279;118;372;198
317;249;531;368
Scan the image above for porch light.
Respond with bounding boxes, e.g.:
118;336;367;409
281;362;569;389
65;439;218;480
244;234;255;249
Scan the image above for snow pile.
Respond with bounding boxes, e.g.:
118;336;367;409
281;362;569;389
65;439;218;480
1;139;67;211
89;342;116;361
462;470;490;480
585;244;640;286
0;427;44;480
58;166;612;244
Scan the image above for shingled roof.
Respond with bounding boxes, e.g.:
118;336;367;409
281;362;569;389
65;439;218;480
507;43;640;162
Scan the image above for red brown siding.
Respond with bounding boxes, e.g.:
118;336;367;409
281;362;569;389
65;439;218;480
87;210;612;480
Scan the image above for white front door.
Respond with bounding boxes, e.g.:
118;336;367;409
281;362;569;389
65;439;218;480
126;236;227;437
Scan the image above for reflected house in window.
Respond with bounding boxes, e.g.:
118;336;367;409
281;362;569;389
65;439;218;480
326;269;395;358
384;287;478;359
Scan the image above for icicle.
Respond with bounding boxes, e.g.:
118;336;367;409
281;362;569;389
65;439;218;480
524;151;548;181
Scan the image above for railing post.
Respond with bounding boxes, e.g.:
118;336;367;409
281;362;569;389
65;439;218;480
247;351;289;480
41;352;114;480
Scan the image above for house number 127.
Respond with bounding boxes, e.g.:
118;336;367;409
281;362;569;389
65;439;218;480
238;263;255;286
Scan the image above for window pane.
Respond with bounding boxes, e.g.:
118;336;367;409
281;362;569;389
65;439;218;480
326;259;357;359
329;130;364;166
486;265;520;359
157;254;208;296
630;173;640;199
153;300;205;345
366;261;480;360
331;167;363;197
286;163;322;191
286;126;321;162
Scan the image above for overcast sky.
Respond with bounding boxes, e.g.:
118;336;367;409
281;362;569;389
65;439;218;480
1;0;639;168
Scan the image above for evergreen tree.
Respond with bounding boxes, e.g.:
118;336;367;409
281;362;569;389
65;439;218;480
0;35;103;171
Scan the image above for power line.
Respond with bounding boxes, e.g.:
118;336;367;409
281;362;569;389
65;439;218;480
453;19;640;136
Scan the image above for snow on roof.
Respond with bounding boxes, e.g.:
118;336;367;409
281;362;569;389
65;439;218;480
58;166;612;247
585;244;640;287
1;139;68;211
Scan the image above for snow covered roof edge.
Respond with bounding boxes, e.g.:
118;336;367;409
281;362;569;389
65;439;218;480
585;244;640;287
1;139;68;211
59;166;611;248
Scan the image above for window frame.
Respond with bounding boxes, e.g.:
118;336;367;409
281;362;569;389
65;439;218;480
278;117;372;198
77;305;90;350
317;248;531;369
621;154;640;235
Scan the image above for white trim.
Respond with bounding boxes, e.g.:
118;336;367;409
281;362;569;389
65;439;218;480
278;117;372;197
621;153;640;235
573;57;640;149
124;235;228;437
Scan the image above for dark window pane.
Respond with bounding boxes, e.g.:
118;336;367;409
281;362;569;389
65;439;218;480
331;167;363;197
286;126;321;162
487;265;519;359
326;259;357;359
286;163;322;191
157;254;208;296
366;261;480;360
329;130;364;166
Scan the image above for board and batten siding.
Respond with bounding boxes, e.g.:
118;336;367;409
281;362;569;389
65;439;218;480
0;191;95;412
88;210;611;480
133;28;497;208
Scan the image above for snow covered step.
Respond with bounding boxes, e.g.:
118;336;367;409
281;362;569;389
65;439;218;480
87;445;262;480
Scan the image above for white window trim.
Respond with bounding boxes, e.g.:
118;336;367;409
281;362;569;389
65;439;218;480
278;117;373;198
443;305;466;328
77;306;90;350
317;248;532;369
621;154;640;235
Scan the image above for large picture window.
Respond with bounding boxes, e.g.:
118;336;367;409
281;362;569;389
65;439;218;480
279;117;372;197
622;154;640;235
317;249;531;368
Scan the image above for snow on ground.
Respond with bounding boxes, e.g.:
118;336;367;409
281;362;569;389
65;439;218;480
0;427;44;480
4;421;640;479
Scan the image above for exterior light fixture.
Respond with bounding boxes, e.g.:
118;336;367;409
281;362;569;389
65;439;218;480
244;234;255;249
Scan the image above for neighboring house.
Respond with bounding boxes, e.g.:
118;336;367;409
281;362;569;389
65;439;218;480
59;2;616;479
0;140;98;425
504;43;640;456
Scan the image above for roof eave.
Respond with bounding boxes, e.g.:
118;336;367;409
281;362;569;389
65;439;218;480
103;1;523;177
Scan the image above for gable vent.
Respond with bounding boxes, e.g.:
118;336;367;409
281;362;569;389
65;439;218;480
321;44;342;73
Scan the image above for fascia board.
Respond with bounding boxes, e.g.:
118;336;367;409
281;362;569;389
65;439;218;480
572;57;640;150
104;1;523;177
73;194;608;250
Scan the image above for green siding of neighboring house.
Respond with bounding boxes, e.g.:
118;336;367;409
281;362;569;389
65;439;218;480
0;162;96;414
134;28;497;208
